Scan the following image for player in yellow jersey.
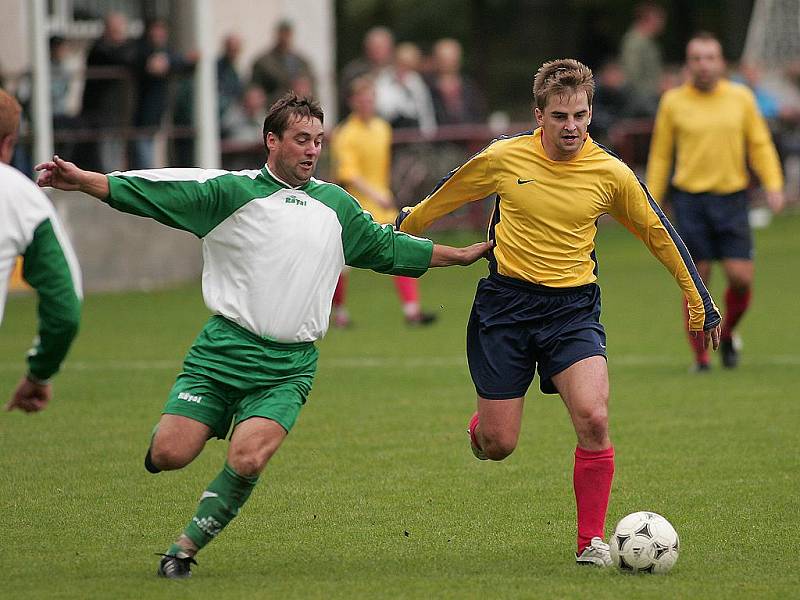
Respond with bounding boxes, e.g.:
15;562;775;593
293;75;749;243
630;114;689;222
331;76;435;327
647;31;784;371
398;59;721;566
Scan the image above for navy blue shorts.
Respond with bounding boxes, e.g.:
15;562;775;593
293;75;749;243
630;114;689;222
671;189;752;261
466;273;607;398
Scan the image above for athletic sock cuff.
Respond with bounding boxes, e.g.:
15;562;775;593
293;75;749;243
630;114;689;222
223;461;260;485
575;445;615;460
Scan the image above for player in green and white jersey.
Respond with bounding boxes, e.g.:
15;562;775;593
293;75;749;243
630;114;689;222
0;89;82;414
36;93;491;579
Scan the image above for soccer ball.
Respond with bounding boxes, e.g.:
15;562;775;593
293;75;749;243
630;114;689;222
609;511;680;574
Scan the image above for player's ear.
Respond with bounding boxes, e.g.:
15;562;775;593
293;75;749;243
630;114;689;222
534;107;543;126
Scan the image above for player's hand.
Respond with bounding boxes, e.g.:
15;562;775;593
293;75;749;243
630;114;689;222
430;240;494;267
34;155;85;191
459;240;495;265
765;190;785;214
698;323;721;351
5;376;52;413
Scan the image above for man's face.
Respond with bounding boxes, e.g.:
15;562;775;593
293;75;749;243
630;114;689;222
365;31;393;67
534;91;591;161
266;115;324;187
686;39;725;91
349;85;376;118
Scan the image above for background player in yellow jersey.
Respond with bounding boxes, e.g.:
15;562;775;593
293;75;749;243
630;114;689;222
398;59;721;566
646;32;784;371
331;76;435;327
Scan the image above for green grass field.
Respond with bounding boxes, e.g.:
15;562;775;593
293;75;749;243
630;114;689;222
2;214;799;599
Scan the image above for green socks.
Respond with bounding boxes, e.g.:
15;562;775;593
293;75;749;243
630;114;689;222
178;462;259;552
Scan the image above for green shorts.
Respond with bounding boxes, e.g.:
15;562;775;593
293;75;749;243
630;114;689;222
164;315;318;438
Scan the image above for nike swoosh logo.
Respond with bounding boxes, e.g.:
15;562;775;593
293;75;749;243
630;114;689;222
517;178;536;185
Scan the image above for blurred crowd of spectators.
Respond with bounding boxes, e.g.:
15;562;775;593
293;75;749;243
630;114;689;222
3;4;800;182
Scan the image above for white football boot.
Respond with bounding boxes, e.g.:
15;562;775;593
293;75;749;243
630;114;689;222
575;536;612;567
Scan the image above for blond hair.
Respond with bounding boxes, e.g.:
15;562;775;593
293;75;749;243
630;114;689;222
533;59;595;111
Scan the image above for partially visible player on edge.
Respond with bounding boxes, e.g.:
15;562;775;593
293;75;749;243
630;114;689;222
0;89;82;413
35;92;492;579
397;59;721;566
331;75;436;328
646;31;784;371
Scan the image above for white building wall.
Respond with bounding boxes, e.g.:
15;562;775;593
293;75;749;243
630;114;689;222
0;1;28;78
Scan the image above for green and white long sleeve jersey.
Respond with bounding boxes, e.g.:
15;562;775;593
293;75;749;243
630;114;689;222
105;165;434;343
0;163;82;380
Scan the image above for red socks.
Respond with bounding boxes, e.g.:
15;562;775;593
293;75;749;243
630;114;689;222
333;273;348;307
574;445;615;553
393;276;419;304
722;286;751;340
685;286;751;363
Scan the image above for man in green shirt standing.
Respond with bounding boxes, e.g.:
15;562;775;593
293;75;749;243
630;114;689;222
0;89;82;414
619;2;667;116
36;92;491;579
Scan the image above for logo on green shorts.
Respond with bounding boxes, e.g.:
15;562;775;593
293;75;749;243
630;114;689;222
178;391;202;403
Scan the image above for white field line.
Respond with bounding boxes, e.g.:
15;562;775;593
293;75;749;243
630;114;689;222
1;354;800;372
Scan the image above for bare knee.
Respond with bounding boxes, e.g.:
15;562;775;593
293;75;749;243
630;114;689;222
227;446;267;478
481;431;519;461
577;408;609;449
150;439;198;470
228;417;287;477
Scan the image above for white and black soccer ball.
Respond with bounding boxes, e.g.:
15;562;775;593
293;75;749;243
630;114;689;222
609;511;680;574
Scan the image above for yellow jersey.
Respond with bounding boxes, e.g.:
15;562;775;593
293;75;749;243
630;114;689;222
399;128;720;331
331;114;397;225
646;80;783;203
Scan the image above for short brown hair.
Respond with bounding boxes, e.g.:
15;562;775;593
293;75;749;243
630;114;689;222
0;88;22;139
635;1;665;22
686;31;723;54
533;59;595;111
348;75;374;98
262;92;324;155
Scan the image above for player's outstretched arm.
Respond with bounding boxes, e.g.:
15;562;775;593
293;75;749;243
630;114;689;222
429;240;494;267
34;155;109;199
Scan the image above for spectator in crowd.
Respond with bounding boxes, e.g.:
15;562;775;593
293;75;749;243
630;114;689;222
427;38;487;125
374;42;437;134
251;20;315;104
734;61;800;124
217;34;245;124
619;2;666;117
130;19;195;170
331;76;436;327
50;36;81;158
49;36;77;121
78;11;135;172
591;59;634;143
339;26;395;113
221;84;268;143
